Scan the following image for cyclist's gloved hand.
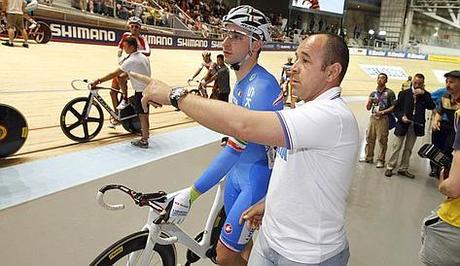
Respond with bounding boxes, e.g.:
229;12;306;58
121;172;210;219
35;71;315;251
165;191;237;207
167;186;201;224
90;79;101;90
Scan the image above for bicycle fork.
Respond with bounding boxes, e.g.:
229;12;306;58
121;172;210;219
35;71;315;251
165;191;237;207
135;223;162;266
84;92;95;120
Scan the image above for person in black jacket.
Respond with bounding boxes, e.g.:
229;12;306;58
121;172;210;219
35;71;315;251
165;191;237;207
385;73;436;178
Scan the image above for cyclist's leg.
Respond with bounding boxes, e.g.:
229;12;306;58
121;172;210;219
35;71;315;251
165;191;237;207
118;72;129;102
217;164;271;265
199;83;208;98
200;75;212;98
216;176;248;266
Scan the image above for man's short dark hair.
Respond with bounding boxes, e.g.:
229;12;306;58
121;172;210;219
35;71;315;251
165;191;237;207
123;36;138;50
217;54;224;60
414;73;425;80
319;33;349;83
378;73;388;81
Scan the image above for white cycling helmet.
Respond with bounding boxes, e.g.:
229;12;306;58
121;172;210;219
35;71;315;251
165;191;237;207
202;51;211;57
223;5;272;42
127;16;143;26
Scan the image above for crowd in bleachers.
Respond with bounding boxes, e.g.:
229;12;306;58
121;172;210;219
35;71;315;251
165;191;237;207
74;0;229;36
73;0;350;43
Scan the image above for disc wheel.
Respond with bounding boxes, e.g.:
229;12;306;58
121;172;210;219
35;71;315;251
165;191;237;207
31;22;52;44
60;97;104;142
90;231;176;266
0;104;28;158
120;96;141;134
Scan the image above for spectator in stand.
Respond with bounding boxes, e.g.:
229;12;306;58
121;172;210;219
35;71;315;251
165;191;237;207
93;0;103;14
116;1;130;19
88;0;94;13
102;0;114;16
80;0;87;11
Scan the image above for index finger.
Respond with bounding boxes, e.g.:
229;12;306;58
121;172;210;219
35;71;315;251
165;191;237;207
239;208;250;225
129;71;152;84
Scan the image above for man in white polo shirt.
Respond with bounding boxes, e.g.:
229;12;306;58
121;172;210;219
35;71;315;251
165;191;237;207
91;36;151;148
133;33;359;265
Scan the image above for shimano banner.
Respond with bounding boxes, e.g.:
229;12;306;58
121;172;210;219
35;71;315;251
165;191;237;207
43;19;297;51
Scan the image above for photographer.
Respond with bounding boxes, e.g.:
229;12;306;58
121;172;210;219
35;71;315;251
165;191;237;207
420;70;460;265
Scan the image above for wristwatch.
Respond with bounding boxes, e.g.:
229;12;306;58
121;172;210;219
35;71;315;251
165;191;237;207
169;87;189;110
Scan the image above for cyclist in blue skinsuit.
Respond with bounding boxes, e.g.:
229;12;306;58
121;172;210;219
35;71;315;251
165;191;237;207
166;5;283;266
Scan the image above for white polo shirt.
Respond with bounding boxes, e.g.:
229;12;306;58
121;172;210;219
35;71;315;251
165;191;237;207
7;0;24;14
261;87;359;263
120;51;151;92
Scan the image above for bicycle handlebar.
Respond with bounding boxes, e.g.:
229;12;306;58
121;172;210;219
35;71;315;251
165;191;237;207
187;79;200;87
187;79;213;88
71;79;118;92
96;184;167;215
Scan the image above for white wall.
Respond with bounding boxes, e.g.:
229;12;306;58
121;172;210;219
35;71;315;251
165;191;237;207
418;44;460;57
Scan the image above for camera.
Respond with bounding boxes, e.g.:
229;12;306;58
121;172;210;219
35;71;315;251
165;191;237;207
418;144;452;169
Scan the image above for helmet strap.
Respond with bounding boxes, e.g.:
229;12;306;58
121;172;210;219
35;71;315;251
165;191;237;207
230;39;254;71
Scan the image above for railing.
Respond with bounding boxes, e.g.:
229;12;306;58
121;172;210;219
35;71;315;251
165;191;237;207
172;3;224;39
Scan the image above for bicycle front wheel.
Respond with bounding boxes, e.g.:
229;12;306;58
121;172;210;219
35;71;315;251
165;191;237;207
90;231;176;266
60;97;104;142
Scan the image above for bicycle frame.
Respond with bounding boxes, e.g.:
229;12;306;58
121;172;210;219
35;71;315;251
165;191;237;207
116;180;225;266
85;89;137;122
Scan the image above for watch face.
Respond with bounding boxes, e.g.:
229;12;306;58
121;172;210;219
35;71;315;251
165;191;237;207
170;87;186;101
171;88;182;99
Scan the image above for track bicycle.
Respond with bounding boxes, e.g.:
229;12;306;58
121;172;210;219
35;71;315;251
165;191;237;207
0;15;52;44
90;180;227;266
187;80;213;98
60;79;141;142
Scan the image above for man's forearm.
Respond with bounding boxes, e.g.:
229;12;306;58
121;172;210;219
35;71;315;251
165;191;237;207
98;69;123;83
439;151;460;198
191;68;201;80
439;178;460;198
366;99;373;111
177;93;285;147
382;105;394;114
206;74;217;85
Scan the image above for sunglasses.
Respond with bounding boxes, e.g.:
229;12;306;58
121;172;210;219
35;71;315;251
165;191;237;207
130;24;141;29
224;29;259;42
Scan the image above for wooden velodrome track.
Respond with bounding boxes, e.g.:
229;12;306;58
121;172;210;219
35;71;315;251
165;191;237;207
0;41;457;167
